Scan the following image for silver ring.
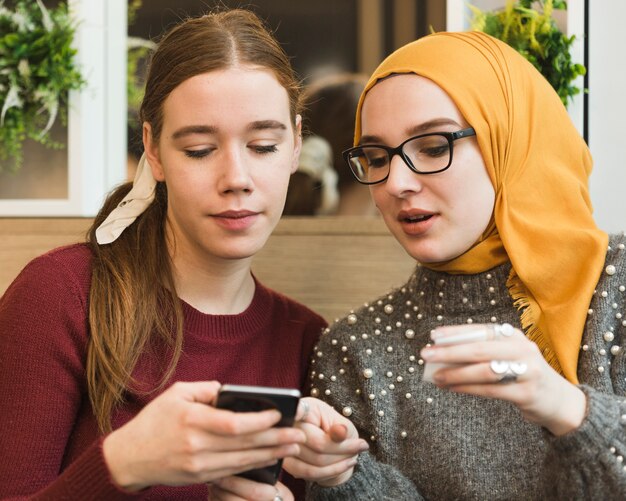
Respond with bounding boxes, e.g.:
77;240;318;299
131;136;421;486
489;359;527;383
299;400;310;422
273;487;283;501
493;323;515;340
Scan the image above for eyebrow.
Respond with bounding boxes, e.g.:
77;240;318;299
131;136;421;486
248;120;287;132
171;125;217;140
358;118;463;145
171;120;287;140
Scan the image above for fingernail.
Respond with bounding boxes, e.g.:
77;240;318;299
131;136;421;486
284;444;300;455
359;441;370;451
421;347;432;360
264;409;281;420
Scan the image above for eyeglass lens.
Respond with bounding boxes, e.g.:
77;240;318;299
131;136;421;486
348;134;451;183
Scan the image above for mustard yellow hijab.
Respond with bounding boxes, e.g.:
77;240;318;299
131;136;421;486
355;31;608;383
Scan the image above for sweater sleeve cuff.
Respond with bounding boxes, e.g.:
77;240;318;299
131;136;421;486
306;452;422;501
545;385;626;459
36;438;148;500
306;453;378;500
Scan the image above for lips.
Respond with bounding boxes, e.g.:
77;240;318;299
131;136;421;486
212;210;260;231
397;209;437;235
398;209;435;223
214;210;259;219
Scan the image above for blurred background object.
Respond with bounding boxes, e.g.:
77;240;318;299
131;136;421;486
125;0;154;181
284;135;338;216
284;73;377;216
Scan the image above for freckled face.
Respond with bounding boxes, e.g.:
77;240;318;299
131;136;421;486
361;74;494;263
144;66;301;265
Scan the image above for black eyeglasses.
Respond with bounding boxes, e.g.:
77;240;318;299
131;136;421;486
343;127;476;185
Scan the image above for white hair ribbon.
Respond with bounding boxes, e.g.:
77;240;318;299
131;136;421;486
297;136;339;215
95;153;157;245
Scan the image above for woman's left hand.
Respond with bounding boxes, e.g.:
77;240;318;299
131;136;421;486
282;397;370;487
420;323;587;436
209;478;292;501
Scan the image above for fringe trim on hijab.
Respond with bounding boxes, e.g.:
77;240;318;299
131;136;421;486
506;268;564;375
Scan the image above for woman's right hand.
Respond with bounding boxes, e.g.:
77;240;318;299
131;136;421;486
422;323;587;436
102;381;306;491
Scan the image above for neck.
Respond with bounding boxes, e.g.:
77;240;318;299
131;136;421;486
168;246;256;315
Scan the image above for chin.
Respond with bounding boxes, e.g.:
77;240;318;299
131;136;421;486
404;242;455;264
210;228;272;261
411;254;445;264
218;245;263;261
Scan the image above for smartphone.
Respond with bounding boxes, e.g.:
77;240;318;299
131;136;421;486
215;384;301;485
422;328;489;383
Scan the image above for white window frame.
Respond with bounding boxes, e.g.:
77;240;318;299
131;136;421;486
0;0;127;216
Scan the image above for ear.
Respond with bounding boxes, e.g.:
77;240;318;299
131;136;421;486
143;122;166;181
290;114;303;174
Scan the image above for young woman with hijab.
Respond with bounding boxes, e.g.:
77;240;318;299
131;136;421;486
0;9;366;500
305;31;626;499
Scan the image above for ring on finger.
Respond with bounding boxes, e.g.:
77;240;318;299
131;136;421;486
299;400;310;422
489;359;528;384
493;322;515;340
273;487;283;501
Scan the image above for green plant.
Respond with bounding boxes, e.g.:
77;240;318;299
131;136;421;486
469;0;586;106
126;0;154;133
0;0;85;172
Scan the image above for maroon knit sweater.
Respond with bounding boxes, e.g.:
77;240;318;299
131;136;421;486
0;244;326;500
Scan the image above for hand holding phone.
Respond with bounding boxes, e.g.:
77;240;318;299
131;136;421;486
215;384;301;484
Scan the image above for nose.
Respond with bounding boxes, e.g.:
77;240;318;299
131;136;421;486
383;153;422;198
218;145;254;194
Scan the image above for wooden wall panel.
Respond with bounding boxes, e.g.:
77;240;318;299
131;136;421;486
0;217;415;322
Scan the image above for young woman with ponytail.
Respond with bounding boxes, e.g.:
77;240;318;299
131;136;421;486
0;9;366;500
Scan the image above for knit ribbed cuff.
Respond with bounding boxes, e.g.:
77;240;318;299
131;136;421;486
306;452;424;501
546;385;624;459
37;439;146;500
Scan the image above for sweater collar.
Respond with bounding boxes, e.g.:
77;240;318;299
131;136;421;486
406;262;513;318
179;274;273;340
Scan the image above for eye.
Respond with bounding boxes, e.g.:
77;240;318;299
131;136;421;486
368;155;389;168
362;148;388;169
251;144;278;154
184;148;213;159
421;144;449;158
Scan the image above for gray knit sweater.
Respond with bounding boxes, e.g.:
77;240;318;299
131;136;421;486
307;233;626;500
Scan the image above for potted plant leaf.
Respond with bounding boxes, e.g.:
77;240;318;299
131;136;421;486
0;0;85;172
469;0;585;106
126;0;155;171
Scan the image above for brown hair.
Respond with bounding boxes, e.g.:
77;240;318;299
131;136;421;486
284;171;323;215
303;73;368;191
86;9;302;432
